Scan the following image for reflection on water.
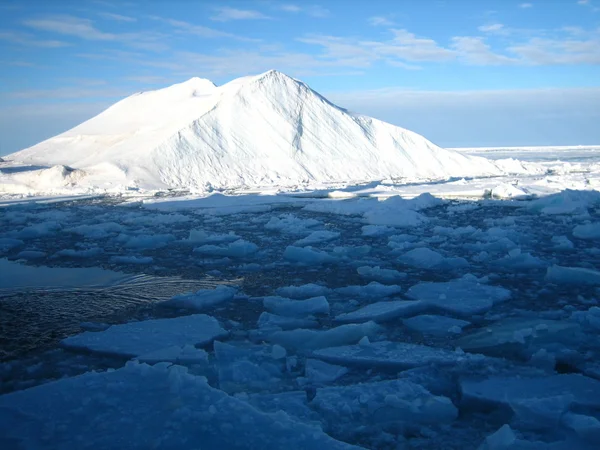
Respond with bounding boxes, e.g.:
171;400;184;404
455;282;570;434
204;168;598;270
0;259;223;361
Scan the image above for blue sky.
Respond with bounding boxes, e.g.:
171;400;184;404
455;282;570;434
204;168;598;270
1;0;599;154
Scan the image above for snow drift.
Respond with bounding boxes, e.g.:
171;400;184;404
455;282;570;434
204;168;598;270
7;70;501;192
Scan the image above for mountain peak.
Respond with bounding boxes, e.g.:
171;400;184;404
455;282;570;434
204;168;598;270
254;69;298;83
9;70;501;192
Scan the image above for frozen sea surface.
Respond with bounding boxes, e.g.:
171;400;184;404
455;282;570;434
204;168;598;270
1;190;600;449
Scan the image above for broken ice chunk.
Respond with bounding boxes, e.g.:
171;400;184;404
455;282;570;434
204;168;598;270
456;317;583;359
403;315;471;337
61;314;228;358
257;312;319;330
461;374;600;411
406;278;510;317
303;359;348;384
477;424;517;450
136;345;209;366
263;295;329;317
334;300;426;324
357;265;407;283
267;321;381;353
546;265;600;286
312;379;457;430
214;341;285;393
313;341;483;370
283;246;336;265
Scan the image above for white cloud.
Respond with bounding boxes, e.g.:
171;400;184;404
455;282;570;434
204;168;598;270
452;37;517;65
508;32;600;64
279;4;302;13
149;16;260;42
368;16;394;27
24;15;115;40
519;3;533;8
277;4;329;17
98;12;136;22
23;14;168;51
478;23;505;33
578;0;589;5
0;31;68;48
306;5;330;18
210;7;271;22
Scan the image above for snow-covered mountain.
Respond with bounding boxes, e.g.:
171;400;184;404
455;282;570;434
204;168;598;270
8;70;502;191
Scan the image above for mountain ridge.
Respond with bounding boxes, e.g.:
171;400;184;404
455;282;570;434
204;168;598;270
8;70;502;191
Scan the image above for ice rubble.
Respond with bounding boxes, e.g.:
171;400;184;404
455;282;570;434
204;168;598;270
267;321;382;352
163;286;238;311
61;315;228;358
313;341;486;370
0;362;358;449
257;312;319;330
334;300;426;324
312;379;457;428
357;265;407;283
193;239;258;258
283;246;336;265
573;222;600;240
276;283;332;299
546;265;600;286
398;247;469;270
6;70;501;193
263;295;330;317
301;359;348;384
406;277;511;316
403;315;471;336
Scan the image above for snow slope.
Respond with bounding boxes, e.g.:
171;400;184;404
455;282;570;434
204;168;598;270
7;70;501;192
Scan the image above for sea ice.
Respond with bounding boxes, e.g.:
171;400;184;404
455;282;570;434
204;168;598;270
461;374;600;410
214;341;285;393
263;295;330;317
573;222;600;240
313;341;482;370
257;312;319;330
110;255;153;264
403;315;471;336
265;214;320;235
406;278;511;317
398;247;468;270
294;230;340;246
267;321;381;352
335;282;402;298
120;233;176;249
162;285;237;311
193;239;258;257
61;314;228;358
312;379;457;429
283;246;336;265
16;250;46;260
136;344;209;365
361;225;395;237
545;265;600;286
276;283;332;299
183;229;241;244
302;359;348;384
334;300;426;324
0;362;357;449
456;317;583;359
356;265;407;283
